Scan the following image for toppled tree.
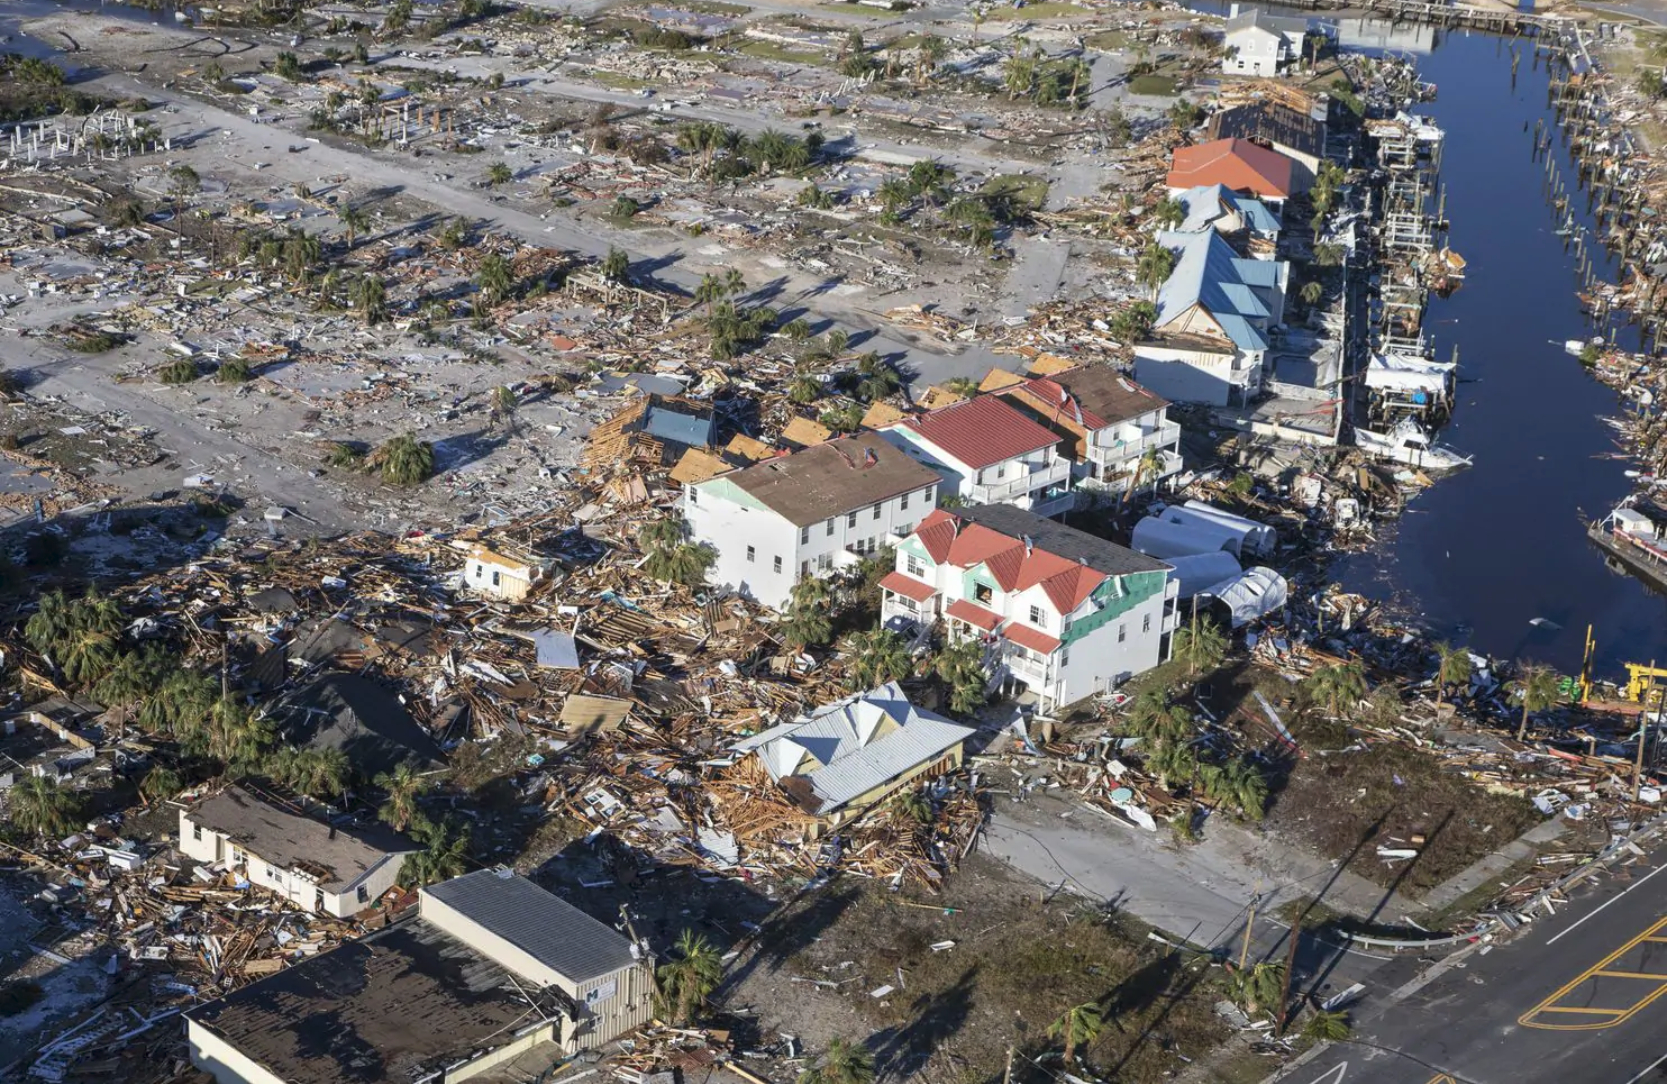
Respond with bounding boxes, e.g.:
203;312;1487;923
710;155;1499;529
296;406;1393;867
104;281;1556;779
158;358;199;384
641;518;715;587
216;356;253;383
371;433;436;486
1049;1001;1106;1064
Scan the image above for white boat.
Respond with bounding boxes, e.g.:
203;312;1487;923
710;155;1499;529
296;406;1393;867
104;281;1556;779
1352;417;1473;473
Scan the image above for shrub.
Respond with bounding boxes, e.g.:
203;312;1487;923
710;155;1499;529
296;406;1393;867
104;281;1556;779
373;433;435;485
216;357;253;383
158;358;200;384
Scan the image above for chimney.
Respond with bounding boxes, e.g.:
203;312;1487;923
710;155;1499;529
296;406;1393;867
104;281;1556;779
328;824;337;840
863;446;878;467
1022;534;1033;556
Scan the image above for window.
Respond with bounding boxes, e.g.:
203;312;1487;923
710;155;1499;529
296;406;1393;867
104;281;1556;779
801;525;810;545
900;492;910;510
687;487;698;505
906;554;925;577
773;556;783;573
266;866;279;882
491;570;500;587
1118;623;1127;643
746;545;756;563
473;563;483;579
871;503;881;520
995;463;1006;479
192;823;203;841
817;553;833;571
925;486;935;505
356;885;369;904
826;519;835;537
974;582;993;604
1060;648;1069;666
847;511;858;529
1143;614;1151;634
801;561;810;577
1028;605;1044;626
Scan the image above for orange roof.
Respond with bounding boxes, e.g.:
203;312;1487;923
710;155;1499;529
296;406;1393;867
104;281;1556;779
945;598;1002;632
1166;138;1294;200
1002;622;1062;656
912;508;1108;614
895;397;1059;470
879;570;938;603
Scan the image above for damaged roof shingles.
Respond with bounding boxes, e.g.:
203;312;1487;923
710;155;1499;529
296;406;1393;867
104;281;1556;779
186;921;537;1084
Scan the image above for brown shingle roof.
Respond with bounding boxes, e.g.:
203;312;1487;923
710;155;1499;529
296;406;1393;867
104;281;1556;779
717;436;940;527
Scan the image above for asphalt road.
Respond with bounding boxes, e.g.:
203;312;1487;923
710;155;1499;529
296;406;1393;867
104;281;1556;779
1287;849;1667;1084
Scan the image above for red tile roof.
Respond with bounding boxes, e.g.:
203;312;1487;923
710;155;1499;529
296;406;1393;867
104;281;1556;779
1002;622;1063;656
878;571;938;603
945;598;1003;632
895;397;1060;470
911;508;1109;614
1166;138;1294;201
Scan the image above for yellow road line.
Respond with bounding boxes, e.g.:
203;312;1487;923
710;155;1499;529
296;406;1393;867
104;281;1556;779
1520;914;1667;1030
1593;970;1667;980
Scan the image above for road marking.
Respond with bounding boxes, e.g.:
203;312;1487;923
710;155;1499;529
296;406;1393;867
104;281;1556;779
1422;1076;1456;1084
1546;858;1667;946
1521;915;1667;1030
1623;1050;1667;1084
1303;1066;1346;1084
1594;970;1667;980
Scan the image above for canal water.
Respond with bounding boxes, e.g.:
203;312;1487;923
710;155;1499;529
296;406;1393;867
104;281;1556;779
1316;22;1667;675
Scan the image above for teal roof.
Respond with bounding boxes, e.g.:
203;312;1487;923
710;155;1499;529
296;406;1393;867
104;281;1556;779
1174;184;1282;236
1154;230;1272;353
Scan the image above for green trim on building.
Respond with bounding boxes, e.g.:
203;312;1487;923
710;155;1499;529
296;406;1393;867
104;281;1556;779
1061;570;1166;646
698;477;770;514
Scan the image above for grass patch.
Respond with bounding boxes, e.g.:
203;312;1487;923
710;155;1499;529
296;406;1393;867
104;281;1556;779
743;861;1230;1081
983;1;1088;18
1085;28;1129;50
735;39;827;65
1128;73;1178;96
982;173;1050;212
588;69;656;89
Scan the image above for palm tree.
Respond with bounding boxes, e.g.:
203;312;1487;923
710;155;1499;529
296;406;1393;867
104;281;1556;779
1048;1001;1105;1063
24;589;76;659
1153;196;1187;230
657;930;724;1023
1231;961;1286;1016
286;747;352;800
798;1038;874;1084
376;763;431;830
722;268;747;299
207;697;274;771
93;645;173;709
1513;662;1563;741
57;605;125;688
843;628;911;689
601;246;631;283
354;274;387;326
475;252;514;308
1173;611;1227;676
788;372;822;405
140;667;218;739
376;433;435;486
140;766;184;806
935;637;988;716
1300;280;1325;307
855;352;901;402
695;273;725;312
486;161;513;186
1303;1008;1352;1041
642;517;716;586
1305;661;1368;719
1431;641;1473;713
1135;242;1177;297
1150;738;1199;791
893;788;934;824
7;776;80;838
781;578;834;650
1003;46;1039;100
338;205;369;248
168;164;200;221
915;35;947;84
401;819;470;886
1210;757;1268;821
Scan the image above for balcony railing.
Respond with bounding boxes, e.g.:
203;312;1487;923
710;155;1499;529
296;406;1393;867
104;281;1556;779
970;459;1071;504
1092;422;1181;465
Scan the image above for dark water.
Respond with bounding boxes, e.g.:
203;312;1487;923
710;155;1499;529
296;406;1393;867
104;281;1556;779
1319;26;1667;675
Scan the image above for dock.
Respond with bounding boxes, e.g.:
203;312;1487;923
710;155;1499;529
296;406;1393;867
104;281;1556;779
1588;520;1667;596
1279;0;1565;37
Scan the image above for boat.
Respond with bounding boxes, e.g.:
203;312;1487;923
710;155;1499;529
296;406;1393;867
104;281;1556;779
1351;417;1473;473
1426;247;1467;296
1588;498;1667;596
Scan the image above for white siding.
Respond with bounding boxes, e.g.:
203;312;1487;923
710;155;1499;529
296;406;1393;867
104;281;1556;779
685;483;935;610
177;810;408;918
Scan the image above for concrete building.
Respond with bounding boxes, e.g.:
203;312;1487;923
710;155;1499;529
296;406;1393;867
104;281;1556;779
880;504;1177;712
178;786;417;918
461;543;555;602
1166;138;1298;205
1222;6;1313;77
186;868;656;1084
1135;229;1289;407
733;683;973;832
879;396;1074;517
684;435;941;609
991;366;1184;494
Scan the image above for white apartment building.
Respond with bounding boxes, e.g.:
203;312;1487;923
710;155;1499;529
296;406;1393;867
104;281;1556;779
1222;6;1311;77
880;503;1178;713
995;366;1184;494
684;436;942;609
179;786;416;918
879;396;1074;516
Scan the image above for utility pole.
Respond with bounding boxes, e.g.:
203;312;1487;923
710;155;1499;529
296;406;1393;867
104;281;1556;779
1637;660;1656;803
618;904;663;1003
1239;891;1261;971
1275;916;1302;1038
1003;1043;1015;1084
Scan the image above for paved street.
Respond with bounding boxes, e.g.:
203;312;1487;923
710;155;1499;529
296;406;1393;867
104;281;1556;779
1287;850;1667;1084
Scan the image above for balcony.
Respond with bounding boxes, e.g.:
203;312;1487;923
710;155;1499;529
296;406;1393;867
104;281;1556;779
1092;421;1182;467
969;458;1071;505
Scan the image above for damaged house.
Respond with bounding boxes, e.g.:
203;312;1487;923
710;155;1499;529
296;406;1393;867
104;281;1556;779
186;867;656;1084
1134;229;1290;408
732;682;973;832
179;786;418;918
